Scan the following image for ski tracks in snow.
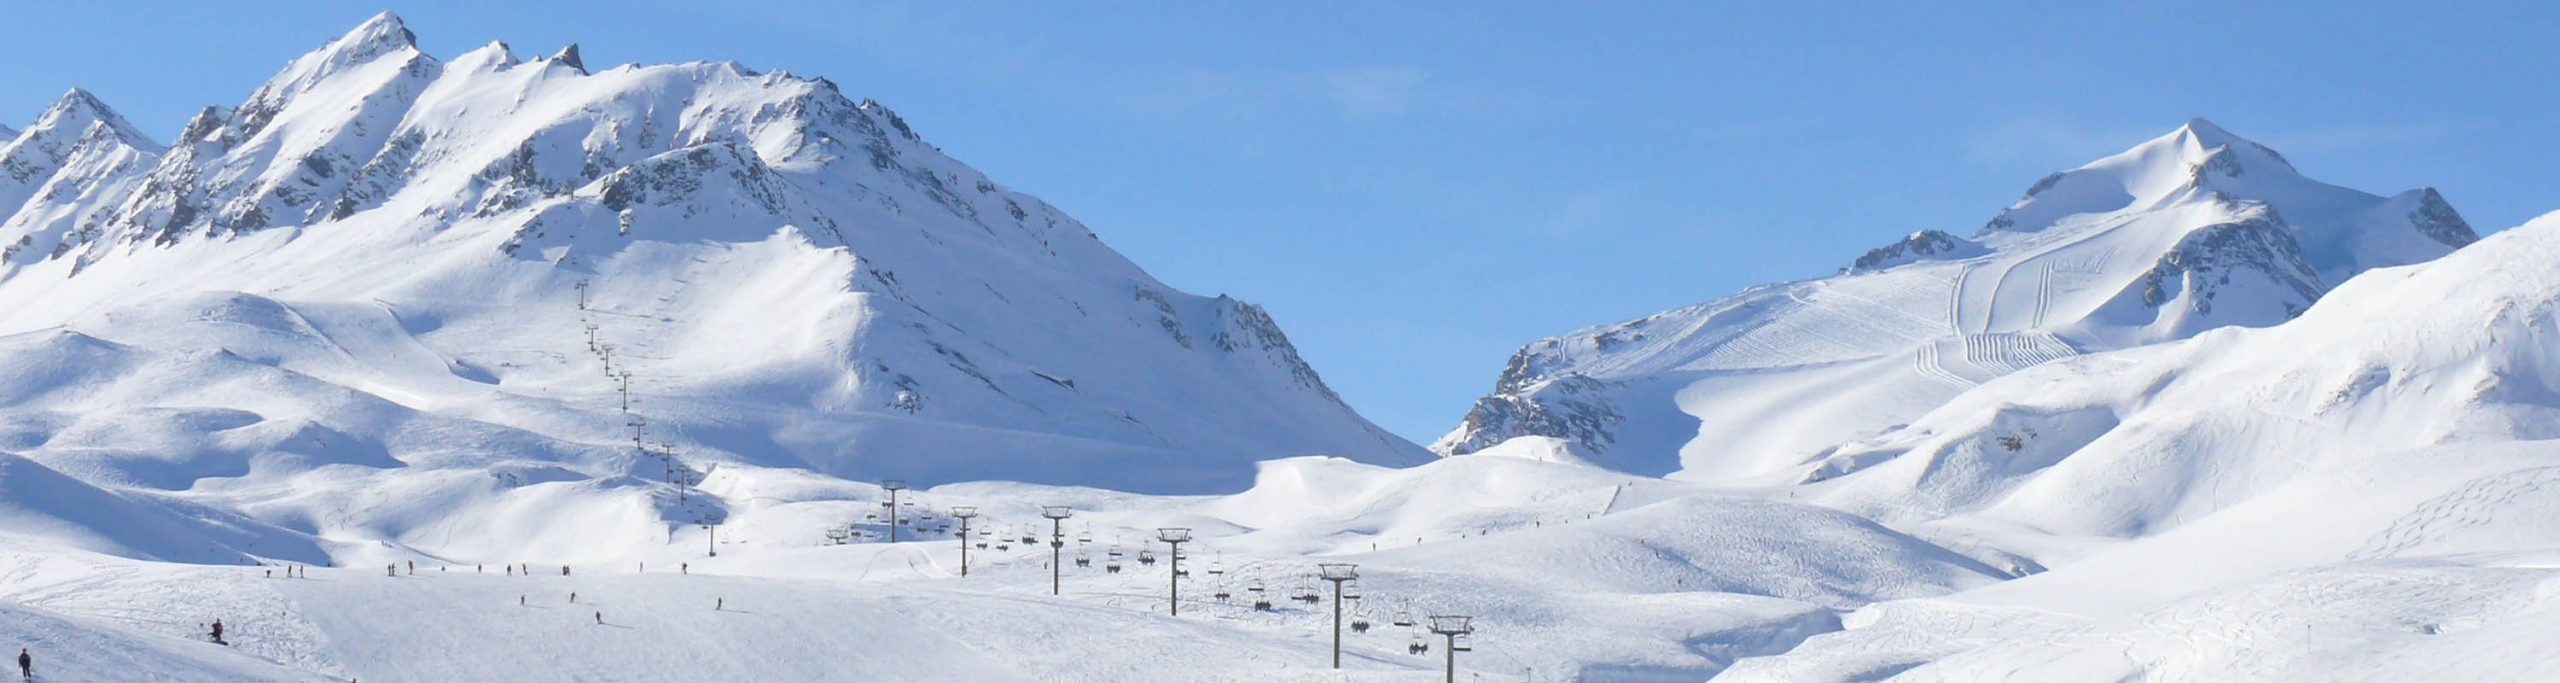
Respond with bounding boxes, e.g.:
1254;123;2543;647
1913;342;1976;391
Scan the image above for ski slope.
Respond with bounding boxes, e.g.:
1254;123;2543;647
1696;211;2560;680
1440;120;2476;484
6;11;2560;683
0;437;2005;682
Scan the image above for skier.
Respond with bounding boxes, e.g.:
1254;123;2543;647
406;560;414;575
681;562;689;575
569;592;577;603
386;564;396;577
519;595;526;607
507;565;514;576
17;647;29;680
562;565;571;576
594;611;603;625
715;597;723;611
210;619;226;645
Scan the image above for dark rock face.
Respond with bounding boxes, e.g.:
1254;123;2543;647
2140;213;2326;318
1848;230;1979;273
2408;188;2477;248
1434;348;1622;456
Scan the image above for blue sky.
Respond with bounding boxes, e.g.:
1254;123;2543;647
4;2;2553;443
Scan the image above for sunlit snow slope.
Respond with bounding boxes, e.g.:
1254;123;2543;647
0;9;1423;540
1438;120;2474;481
1715;211;2560;682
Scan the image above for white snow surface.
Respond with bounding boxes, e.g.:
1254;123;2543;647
6;12;2560;683
0;12;1422;505
0;438;2005;682
1437;119;2476;483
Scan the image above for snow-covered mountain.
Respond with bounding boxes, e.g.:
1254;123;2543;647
1715;209;2560;682
1436;119;2475;480
0;10;1423;566
1811;208;2560;534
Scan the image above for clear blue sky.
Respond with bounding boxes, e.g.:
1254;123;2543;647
5;2;2553;443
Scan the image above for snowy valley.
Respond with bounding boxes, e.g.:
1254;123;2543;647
5;12;2560;683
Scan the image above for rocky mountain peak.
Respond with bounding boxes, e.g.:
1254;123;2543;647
333;11;420;63
1846;229;1984;273
0;13;1426;492
548;44;586;74
2408;187;2476;248
26;89;157;150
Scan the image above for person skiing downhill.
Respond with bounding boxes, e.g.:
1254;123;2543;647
18;647;30;679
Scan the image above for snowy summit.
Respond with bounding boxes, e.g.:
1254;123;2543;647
1436;118;2474;480
3;10;2558;683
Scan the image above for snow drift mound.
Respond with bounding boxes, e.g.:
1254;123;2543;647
0;452;318;564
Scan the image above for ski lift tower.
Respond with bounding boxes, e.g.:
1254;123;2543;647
1318;563;1359;669
880;480;907;543
1156;528;1192;616
1428;615;1474;683
951;506;979;576
1041;506;1073;595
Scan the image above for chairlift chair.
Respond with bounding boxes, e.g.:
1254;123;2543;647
1452;634;1473;652
1408;634;1429;655
1105;561;1123;574
1351;618;1372;633
1253;598;1274;612
1392;610;1415;627
1248;580;1266;594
